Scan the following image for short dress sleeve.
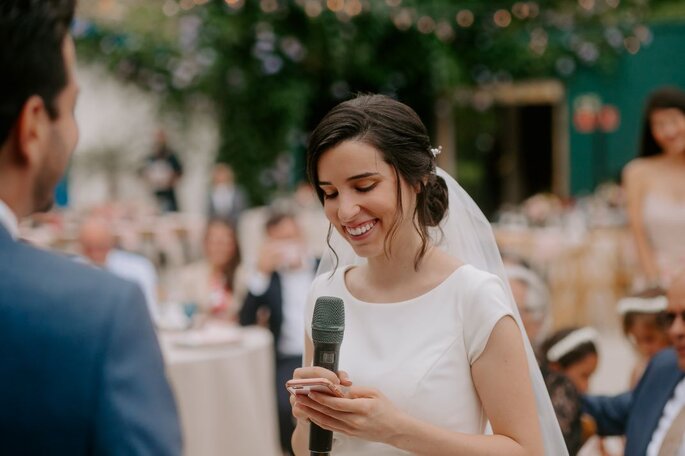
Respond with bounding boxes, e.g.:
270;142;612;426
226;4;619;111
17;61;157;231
461;273;515;365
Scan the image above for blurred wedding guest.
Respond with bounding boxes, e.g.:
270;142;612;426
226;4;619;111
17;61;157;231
78;217;159;319
584;273;685;456
505;263;552;347
618;288;671;387
141;129;183;213
177;219;243;320
0;1;181;453
239;211;317;455
623;86;685;288
541;327;600;455
208;162;248;225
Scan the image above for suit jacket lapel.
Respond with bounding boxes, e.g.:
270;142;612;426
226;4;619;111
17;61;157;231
636;366;685;455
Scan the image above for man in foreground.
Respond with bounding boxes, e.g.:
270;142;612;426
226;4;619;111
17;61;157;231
0;1;182;453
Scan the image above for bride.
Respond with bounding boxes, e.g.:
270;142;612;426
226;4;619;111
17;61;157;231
289;94;567;455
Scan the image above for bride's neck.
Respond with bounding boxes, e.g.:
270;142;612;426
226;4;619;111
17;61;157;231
365;236;432;285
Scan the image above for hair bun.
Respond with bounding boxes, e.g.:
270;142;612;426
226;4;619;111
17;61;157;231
422;173;449;227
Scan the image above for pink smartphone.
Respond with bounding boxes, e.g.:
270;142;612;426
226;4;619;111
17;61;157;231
286;378;345;397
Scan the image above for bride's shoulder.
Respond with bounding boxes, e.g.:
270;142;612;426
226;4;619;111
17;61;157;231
310;266;347;292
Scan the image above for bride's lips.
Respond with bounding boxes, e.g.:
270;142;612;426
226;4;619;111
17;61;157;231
343;219;378;240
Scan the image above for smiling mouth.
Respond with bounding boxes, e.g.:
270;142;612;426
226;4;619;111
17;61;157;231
344;220;377;237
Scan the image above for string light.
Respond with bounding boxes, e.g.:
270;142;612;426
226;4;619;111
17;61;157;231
417;16;436;34
493;9;512;28
455;10;474;28
304;0;323;17
392;8;413;31
512;2;529;19
260;0;279;13
327;0;344;13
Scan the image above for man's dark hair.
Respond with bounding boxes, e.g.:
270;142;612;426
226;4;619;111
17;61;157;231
0;0;76;145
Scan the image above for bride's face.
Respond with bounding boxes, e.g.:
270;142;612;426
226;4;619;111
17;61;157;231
650;108;685;156
316;140;417;260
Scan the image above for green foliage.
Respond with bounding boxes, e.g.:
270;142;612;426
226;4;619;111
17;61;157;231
75;0;656;204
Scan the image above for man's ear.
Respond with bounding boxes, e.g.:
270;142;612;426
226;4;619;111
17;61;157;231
14;95;50;166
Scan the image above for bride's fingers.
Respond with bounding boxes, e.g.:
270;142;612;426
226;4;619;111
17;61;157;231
337;370;353;386
296;394;351;422
297;402;353;434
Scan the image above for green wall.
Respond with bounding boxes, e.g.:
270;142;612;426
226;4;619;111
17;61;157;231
567;22;685;195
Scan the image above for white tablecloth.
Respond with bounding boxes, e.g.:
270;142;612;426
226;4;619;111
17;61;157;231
160;326;281;456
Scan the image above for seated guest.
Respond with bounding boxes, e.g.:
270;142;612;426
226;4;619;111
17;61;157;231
618;288;671;387
239;211;317;455
177;219;243;320
583;272;685;456
541;327;600;455
505;263;552;348
78;217;159;319
208;163;248;226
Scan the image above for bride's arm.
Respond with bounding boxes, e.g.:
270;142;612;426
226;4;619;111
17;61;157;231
299;316;544;456
388;316;544;456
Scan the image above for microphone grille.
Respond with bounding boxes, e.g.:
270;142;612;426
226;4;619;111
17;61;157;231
312;296;345;344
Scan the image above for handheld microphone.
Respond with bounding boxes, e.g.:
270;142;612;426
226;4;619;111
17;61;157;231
310;296;345;456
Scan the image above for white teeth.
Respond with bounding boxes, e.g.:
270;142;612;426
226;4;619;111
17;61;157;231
345;221;376;236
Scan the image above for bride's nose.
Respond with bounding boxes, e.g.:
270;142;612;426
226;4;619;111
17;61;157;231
337;193;360;222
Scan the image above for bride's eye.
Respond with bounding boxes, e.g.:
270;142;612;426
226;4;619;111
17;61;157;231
322;191;338;200
357;183;377;193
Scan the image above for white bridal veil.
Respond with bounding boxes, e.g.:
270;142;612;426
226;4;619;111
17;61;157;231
316;167;568;455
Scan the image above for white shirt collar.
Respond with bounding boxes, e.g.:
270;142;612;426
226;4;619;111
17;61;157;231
0;199;19;240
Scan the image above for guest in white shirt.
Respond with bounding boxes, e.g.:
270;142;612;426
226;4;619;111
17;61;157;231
239;210;317;455
78;217;159;319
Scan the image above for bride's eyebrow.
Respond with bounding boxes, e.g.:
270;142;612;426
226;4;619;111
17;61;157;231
318;172;381;186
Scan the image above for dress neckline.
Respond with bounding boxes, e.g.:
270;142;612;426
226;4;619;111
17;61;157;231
339;263;472;306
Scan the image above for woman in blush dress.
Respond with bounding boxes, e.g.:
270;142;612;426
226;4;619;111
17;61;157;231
623;87;685;288
288;95;567;455
177;219;243;321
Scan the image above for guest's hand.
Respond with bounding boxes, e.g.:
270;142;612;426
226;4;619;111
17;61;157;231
256;240;283;275
293;383;407;445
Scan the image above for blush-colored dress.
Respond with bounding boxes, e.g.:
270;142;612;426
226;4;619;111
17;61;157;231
305;264;513;455
642;194;685;286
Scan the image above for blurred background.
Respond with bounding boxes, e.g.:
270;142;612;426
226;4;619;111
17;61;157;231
21;1;685;454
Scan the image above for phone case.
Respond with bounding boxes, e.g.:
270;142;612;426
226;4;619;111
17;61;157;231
285;378;344;397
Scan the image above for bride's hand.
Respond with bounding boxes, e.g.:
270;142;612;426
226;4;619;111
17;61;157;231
289;367;352;423
294;385;407;444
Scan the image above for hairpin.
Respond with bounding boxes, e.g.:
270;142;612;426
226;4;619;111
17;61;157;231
430;146;442;157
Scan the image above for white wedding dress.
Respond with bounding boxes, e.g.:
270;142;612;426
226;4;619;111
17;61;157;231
305;264;513;455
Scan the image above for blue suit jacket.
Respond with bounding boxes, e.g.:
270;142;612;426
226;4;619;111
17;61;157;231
583;348;685;456
0;225;182;454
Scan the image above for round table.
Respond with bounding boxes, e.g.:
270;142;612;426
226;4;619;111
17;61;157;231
159;326;281;456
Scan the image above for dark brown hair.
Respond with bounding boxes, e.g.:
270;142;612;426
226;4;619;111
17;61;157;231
639;86;685;157
205;219;241;292
307;94;448;269
0;0;76;145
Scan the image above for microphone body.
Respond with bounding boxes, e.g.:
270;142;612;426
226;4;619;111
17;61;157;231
310;296;345;456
